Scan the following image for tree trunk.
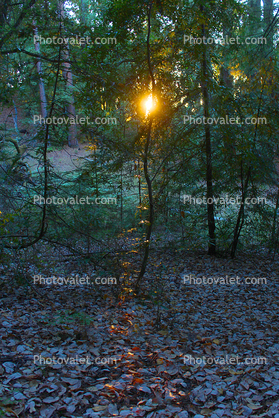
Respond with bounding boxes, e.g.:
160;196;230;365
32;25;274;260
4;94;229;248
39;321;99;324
12;100;20;136
58;0;78;148
80;0;87;25
220;14;235;155
264;0;274;53
200;5;216;255
230;165;251;258
270;187;279;252
248;0;261;26
135;1;155;293
135;119;154;294
33;24;48;120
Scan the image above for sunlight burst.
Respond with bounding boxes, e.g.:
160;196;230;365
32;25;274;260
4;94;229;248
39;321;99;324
142;94;156;116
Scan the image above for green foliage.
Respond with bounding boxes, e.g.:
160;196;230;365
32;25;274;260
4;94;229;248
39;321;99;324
0;0;278;264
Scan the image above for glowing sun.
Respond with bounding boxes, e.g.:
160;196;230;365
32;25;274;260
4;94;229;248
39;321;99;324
142;94;156;116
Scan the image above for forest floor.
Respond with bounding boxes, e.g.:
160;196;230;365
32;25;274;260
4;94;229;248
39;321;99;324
0;248;278;418
25;142;92;173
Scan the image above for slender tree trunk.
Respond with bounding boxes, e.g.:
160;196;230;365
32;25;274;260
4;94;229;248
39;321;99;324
220;16;235;156
120;167;123;229
135;119;154;293
6;48;62;250
94;146;98;195
62;47;78;148
135;1;155;293
58;0;78;148
230;164;251;258
12;100;20;135
200;5;216;255
138;159;142;221
80;0;87;25
249;0;261;25
179;189;185;242
270;187;279;252
264;0;273;25
33;24;48;120
264;0;274;53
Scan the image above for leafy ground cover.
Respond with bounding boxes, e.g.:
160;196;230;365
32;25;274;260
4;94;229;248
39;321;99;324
0;249;278;418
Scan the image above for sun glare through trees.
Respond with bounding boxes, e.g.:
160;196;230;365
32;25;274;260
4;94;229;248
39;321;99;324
0;0;279;416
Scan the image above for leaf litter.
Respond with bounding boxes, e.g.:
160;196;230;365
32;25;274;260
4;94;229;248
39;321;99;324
0;249;278;417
